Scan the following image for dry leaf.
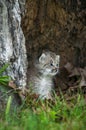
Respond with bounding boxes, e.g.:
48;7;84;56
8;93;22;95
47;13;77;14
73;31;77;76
64;62;74;73
8;80;17;90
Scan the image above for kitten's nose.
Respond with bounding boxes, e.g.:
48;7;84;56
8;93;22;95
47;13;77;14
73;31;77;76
53;68;57;73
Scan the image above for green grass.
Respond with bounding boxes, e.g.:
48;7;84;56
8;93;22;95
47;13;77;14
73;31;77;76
0;62;85;129
0;63;10;86
0;94;86;130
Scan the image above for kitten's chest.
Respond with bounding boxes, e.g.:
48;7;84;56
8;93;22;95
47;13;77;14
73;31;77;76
34;76;53;98
35;76;53;92
39;77;52;88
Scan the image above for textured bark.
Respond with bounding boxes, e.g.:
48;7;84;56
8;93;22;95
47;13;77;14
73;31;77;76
0;0;27;87
22;0;86;70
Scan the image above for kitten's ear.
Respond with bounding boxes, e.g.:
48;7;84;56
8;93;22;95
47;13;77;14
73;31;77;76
39;53;46;63
56;55;60;62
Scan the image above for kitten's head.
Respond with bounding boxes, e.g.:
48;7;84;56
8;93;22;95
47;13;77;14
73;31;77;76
38;51;60;76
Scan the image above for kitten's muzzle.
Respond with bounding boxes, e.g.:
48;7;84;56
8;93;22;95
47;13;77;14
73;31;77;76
52;68;58;73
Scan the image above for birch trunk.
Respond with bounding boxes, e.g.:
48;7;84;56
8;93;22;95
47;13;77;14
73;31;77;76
0;0;27;87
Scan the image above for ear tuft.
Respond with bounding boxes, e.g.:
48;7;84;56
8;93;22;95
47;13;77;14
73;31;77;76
56;55;60;62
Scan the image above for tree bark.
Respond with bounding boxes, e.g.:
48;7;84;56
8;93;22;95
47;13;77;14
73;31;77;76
0;0;27;87
22;0;86;69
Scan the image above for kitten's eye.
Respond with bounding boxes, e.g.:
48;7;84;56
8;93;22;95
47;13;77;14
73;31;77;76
56;64;59;66
50;63;53;66
50;60;53;66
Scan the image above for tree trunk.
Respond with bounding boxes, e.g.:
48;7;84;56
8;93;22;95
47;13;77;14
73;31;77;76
0;0;27;87
22;0;86;70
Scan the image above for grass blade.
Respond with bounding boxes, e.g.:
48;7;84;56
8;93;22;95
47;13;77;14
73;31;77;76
0;63;9;75
5;96;12;121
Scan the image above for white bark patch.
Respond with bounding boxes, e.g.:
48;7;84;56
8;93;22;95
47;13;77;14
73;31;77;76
0;0;27;87
0;0;13;61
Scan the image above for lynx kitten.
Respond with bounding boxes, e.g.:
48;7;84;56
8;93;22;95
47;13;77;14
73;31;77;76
30;51;60;99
